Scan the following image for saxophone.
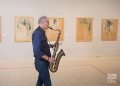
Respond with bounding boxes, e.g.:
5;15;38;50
48;27;65;73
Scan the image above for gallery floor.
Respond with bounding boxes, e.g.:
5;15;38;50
0;57;120;86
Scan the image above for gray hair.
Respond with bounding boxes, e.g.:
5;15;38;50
38;16;48;24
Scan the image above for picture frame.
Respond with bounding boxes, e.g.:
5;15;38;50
14;16;34;42
76;18;93;42
101;19;118;41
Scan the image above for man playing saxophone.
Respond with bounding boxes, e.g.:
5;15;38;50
32;16;55;86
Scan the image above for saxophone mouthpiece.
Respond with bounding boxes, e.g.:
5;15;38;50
48;27;53;30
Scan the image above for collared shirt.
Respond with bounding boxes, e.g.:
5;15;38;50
32;27;51;61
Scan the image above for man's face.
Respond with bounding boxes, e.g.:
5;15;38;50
41;19;49;30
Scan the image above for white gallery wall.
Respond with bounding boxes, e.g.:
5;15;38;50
0;0;120;59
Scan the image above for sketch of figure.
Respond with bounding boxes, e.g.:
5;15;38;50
15;16;34;42
106;20;112;32
17;18;32;36
102;19;118;41
49;18;60;29
46;18;64;41
79;18;92;32
76;18;93;42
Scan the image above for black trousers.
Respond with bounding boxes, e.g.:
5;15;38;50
35;59;52;86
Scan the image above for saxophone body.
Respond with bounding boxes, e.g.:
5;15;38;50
48;27;65;73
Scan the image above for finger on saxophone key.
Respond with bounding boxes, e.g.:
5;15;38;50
48;57;55;63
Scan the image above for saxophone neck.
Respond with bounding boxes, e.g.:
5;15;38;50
48;27;61;34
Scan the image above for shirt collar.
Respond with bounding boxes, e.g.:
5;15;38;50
38;26;45;33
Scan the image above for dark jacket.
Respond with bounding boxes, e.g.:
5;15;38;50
32;27;51;62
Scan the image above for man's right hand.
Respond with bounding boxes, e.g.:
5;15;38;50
48;57;55;63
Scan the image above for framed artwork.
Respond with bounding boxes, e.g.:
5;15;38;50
0;16;1;42
76;18;93;42
102;19;118;41
14;16;34;42
46;18;64;41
